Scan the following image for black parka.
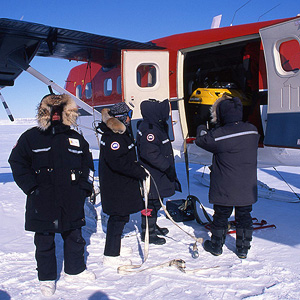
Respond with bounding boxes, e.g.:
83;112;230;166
98;109;145;216
9;125;94;233
195;96;259;207
136;99;181;199
8;94;94;233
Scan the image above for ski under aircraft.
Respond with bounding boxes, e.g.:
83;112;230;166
0;16;300;168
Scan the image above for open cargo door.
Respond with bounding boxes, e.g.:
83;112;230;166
260;17;300;148
121;50;173;139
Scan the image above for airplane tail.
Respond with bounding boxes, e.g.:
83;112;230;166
211;14;222;28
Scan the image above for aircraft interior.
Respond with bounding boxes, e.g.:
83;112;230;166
183;38;266;141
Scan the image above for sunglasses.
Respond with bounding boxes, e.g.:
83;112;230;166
113;109;133;119
127;109;133;118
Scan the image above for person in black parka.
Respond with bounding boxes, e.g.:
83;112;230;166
136;99;181;245
8;94;96;296
97;102;147;267
195;94;259;259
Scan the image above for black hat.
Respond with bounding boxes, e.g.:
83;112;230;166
109;102;131;124
218;97;243;124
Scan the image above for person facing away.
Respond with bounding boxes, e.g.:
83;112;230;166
136;99;181;245
97;102;148;267
195;94;259;259
8;94;96;296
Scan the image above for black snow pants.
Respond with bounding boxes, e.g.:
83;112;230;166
104;215;130;257
34;228;86;281
212;204;253;229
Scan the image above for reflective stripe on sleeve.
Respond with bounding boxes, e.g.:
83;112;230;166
32;147;51;153
214;131;258;142
68;149;83;154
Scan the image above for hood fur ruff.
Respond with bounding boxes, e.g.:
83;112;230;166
101;108;126;134
210;93;233;124
36;94;79;131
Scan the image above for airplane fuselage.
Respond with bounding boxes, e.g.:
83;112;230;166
65;17;300;167
0;17;299;168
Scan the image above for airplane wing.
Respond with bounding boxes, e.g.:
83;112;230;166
0;18;163;88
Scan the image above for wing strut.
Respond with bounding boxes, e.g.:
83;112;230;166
0;90;14;121
6;52;101;119
25;66;102;119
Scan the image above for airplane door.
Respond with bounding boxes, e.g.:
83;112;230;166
121;50;173;139
260;17;300;148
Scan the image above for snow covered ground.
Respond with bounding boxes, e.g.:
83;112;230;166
0;120;300;300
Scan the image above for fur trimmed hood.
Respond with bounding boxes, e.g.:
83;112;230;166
101;108;126;134
210;93;243;125
36;94;79;131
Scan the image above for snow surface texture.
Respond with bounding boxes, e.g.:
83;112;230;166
0;120;300;300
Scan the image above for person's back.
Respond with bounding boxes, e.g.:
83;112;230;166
195;94;259;259
199;120;258;207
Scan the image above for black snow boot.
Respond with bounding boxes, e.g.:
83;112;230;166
155;224;169;236
203;227;227;256
141;215;166;245
236;228;253;259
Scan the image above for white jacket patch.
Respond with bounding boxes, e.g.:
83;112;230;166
69;138;80;147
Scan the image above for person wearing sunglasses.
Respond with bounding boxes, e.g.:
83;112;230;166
97;102;148;267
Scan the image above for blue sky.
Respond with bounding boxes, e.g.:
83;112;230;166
0;0;299;120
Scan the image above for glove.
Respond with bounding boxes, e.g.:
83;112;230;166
165;165;176;181
197;124;208;137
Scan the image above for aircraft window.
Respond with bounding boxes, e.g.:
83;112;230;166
136;64;157;88
104;78;112;96
117;76;122;94
279;39;300;73
137;72;141;86
76;85;82;99
85;82;92;99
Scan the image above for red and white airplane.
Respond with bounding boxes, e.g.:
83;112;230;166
0;16;299;167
